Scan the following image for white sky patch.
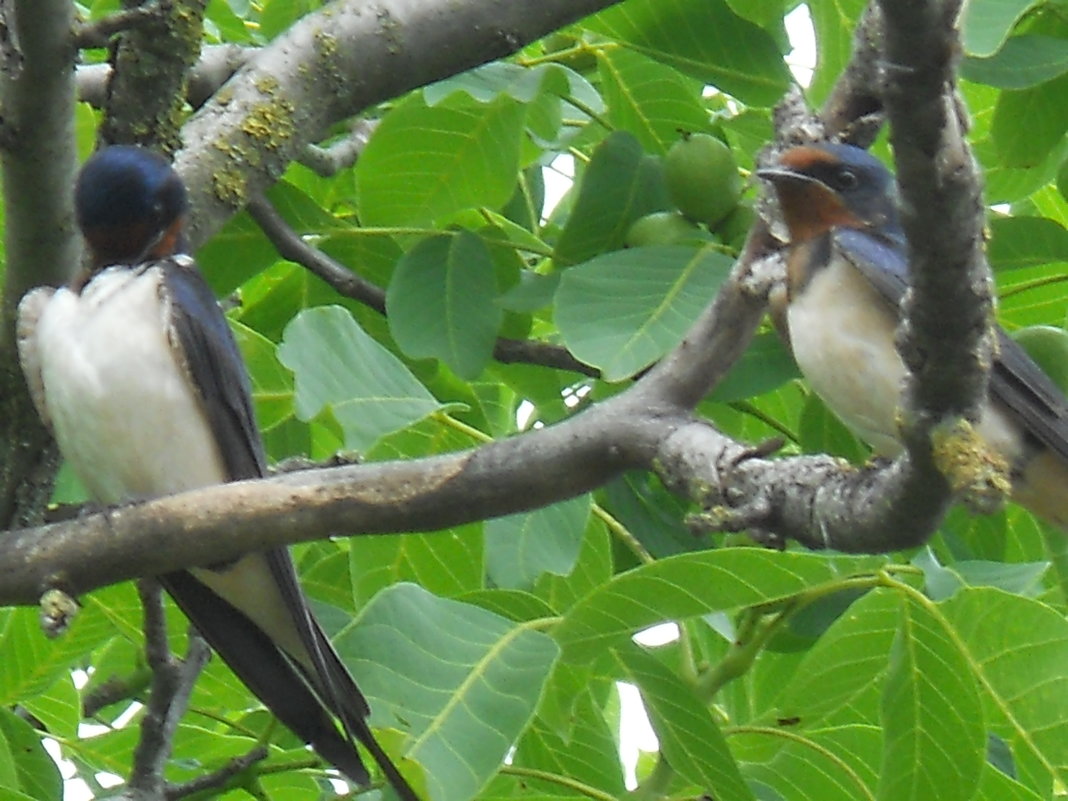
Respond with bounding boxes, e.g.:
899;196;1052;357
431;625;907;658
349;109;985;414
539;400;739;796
785;4;817;87
616;681;659;789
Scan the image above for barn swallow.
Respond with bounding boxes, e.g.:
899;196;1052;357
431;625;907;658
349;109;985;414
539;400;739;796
758;143;1068;529
16;145;418;799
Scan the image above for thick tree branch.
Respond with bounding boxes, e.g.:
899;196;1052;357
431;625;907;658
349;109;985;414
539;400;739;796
100;0;208;152
876;0;991;431
0;0;77;528
174;0;626;249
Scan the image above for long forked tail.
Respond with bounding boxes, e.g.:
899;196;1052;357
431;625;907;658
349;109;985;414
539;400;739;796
161;570;419;799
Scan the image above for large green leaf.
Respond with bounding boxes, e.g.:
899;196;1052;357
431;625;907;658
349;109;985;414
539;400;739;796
513;694;627;795
963;35;1068;89
357;92;527;226
597;49;708;155
485;495;591;590
0;709;62;801
942;588;1068;790
554;550;877;660
0;583;139;705
277;306;455;452
387;232;502;379
772;588;897;728
960;0;1042;57
991;73;1068;167
988;216;1068;271
334;584;560;801
709;330;800;402
613;648;755;800
735;725;882;801
553;131;670;266
877;594;984;801
583;0;791;105
555;244;732;381
808;0;867;104
349;527;485;605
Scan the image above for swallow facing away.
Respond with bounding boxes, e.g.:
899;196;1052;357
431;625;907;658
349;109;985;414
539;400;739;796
16;145;418;799
758;143;1068;530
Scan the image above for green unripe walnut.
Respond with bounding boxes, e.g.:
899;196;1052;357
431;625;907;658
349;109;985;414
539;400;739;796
625;211;707;247
664;132;741;227
1011;325;1068;395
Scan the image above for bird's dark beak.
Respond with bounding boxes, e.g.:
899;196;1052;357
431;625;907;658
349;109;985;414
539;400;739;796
756;166;819;186
757;166;859;242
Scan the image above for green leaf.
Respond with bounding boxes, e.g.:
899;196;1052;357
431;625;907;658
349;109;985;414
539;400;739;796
233;319;294;433
555;245;732;381
485;495;592;590
963;35;1068;89
597;49;708;155
387;233;502;379
988;216;1068;271
991;73;1068;167
808;0;867;104
277;306;454;452
709;331;800;402
0;584;137;706
553;131;670;266
350;528;485;605
554;550;876;660
942;588;1068;790
734;725;881;801
772;587;897;732
335;584;560;801
960;0;1042;57
357;92;527;226
877;594;985;801
797;392;870;463
196;210;280;295
613;648;755;800
424;62;581;108
583;0;791;105
513;695;626;795
0;709;62;801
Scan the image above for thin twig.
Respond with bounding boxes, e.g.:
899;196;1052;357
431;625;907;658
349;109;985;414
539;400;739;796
165;745;268;799
246;195;600;376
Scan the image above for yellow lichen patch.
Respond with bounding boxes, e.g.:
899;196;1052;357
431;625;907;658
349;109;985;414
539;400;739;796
241;98;296;151
211;165;247;207
255;75;280;94
314;28;338;58
930;418;1011;514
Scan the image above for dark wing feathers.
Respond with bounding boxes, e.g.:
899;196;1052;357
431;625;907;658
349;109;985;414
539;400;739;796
158;258;417;800
159;570;372;785
834;228;1068;461
990;330;1068;462
162;258;264;480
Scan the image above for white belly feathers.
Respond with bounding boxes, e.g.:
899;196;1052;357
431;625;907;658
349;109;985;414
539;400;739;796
33;265;227;503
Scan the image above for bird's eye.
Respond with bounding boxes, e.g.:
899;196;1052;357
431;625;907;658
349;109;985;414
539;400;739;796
833;168;859;190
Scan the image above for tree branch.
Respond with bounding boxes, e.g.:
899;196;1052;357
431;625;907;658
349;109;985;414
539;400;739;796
0;0;77;528
99;0;208;152
74;1;171;50
174;0;627;249
246;195;599;375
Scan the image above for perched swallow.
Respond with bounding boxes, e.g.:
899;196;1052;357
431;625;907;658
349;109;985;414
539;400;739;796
758;143;1068;529
17;145;418;799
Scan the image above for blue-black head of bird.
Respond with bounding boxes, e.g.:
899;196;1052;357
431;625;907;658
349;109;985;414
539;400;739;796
75;145;189;270
758;143;905;249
